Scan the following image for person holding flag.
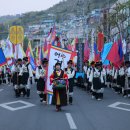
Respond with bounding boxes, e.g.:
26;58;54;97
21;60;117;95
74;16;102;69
83;60;90;92
0;46;7;85
11;59;23;98
20;57;33;98
89;62;104;100
65;60;75;105
36;58;48;103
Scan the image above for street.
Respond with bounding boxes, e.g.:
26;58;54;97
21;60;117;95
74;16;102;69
0;84;130;130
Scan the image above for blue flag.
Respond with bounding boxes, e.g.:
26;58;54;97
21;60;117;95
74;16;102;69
40;47;44;60
101;42;113;65
94;42;98;54
0;48;6;66
118;41;123;60
30;55;36;71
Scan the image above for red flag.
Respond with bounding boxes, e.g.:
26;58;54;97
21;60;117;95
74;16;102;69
97;32;104;52
107;42;120;66
67;44;72;51
94;54;100;62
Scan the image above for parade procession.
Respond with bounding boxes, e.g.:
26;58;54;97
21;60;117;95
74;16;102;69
0;0;130;130
0;23;130;110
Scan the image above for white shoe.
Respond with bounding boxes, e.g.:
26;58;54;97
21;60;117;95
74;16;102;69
92;96;95;99
128;95;130;98
123;95;127;98
42;100;46;103
97;98;102;101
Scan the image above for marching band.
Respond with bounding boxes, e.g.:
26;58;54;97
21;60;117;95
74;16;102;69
0;58;130;112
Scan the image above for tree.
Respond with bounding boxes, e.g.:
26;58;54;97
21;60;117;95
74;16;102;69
107;1;130;39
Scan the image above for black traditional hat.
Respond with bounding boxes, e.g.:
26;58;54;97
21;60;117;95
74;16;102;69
41;58;48;65
91;61;95;65
17;58;22;62
95;62;102;67
67;60;73;64
23;57;28;62
55;62;61;67
125;61;130;65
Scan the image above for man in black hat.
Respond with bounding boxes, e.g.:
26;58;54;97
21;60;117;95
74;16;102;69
20;57;33;98
11;59;23;97
83;60;90;91
36;58;48;103
89;62;104;100
65;60;75;105
87;61;95;93
116;63;125;95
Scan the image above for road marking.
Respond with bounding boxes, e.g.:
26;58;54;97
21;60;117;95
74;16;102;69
0;100;35;111
108;102;130;112
66;113;77;129
0;89;3;92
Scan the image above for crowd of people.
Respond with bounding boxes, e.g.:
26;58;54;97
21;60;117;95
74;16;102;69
0;57;130;112
82;60;130;100
0;58;76;112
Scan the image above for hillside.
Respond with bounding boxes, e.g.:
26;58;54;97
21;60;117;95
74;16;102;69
0;0;117;32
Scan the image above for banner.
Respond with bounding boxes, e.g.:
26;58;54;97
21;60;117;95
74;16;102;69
46;46;72;104
47;46;72;92
76;43;84;72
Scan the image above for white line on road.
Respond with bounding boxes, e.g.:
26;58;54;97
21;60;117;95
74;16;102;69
66;113;77;130
0;100;36;111
108;102;130;112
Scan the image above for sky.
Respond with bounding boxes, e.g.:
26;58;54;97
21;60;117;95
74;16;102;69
0;0;61;16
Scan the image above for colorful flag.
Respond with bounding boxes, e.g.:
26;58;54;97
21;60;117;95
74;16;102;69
35;46;39;66
97;32;104;52
84;38;90;61
27;41;36;70
39;46;44;63
122;39;126;54
0;48;6;67
107;42;120;66
94;42;100;62
71;38;78;52
14;44;26;59
3;39;13;59
101;42;113;65
67;43;72;51
44;39;48;52
51;26;56;45
118;39;123;61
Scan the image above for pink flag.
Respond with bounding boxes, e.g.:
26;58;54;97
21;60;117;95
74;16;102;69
84;38;90;61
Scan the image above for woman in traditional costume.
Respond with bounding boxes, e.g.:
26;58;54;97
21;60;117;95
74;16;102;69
50;62;68;111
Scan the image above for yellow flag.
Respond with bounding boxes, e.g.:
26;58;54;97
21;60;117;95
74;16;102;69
9;26;24;44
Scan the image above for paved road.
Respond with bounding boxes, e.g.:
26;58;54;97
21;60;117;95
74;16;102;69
0;84;130;130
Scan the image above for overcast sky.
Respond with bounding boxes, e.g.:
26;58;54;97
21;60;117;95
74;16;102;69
0;0;61;16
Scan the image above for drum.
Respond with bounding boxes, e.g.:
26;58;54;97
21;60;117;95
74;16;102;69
53;79;66;90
